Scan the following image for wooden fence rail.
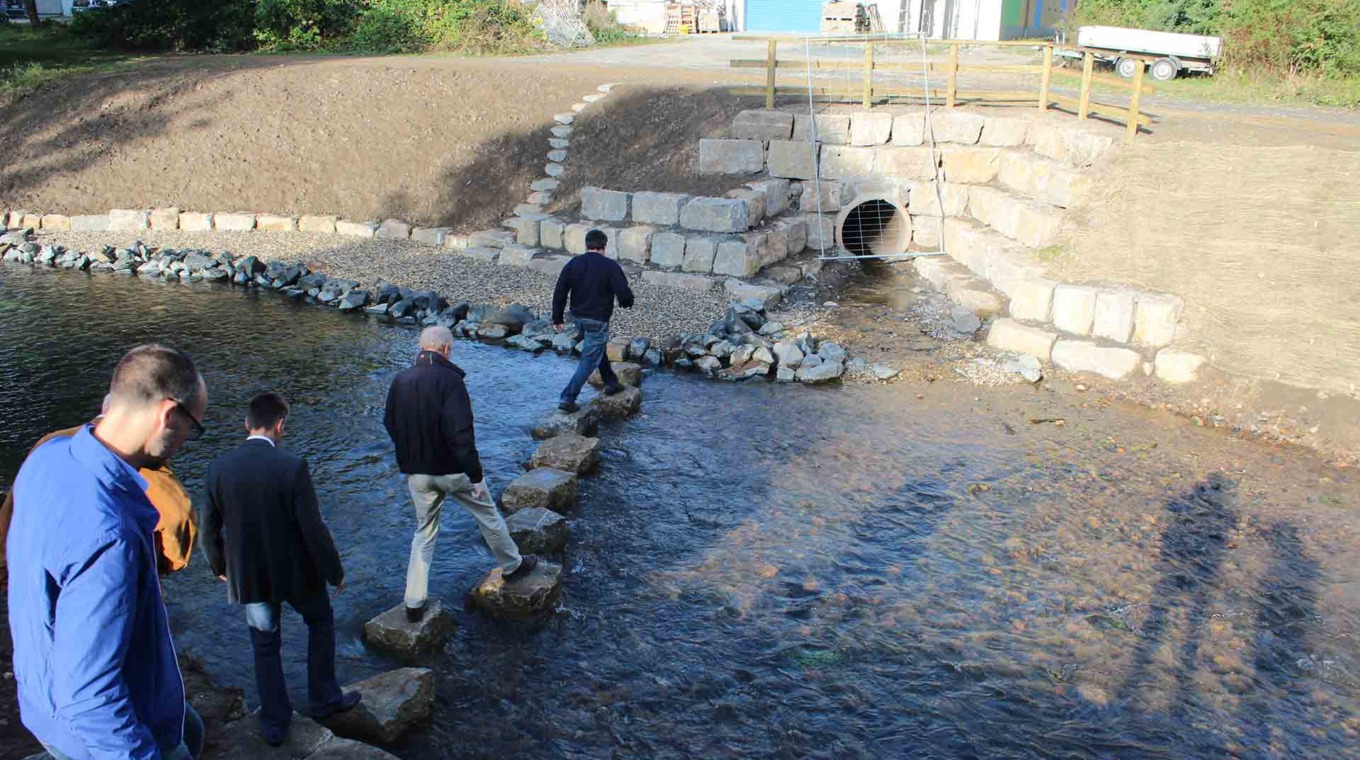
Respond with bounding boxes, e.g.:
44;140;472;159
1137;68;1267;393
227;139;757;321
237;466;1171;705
729;40;1153;143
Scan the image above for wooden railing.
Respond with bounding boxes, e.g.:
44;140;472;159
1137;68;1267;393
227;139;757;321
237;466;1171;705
729;39;1153;143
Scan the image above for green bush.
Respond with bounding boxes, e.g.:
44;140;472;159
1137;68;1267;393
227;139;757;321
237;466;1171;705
70;0;257;52
582;0;629;43
255;0;358;50
349;0;540;54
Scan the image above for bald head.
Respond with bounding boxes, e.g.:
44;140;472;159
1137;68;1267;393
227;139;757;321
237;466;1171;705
419;326;454;354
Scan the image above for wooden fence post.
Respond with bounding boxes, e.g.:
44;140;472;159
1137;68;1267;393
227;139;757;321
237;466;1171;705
1126;59;1145;142
863;43;874;108
1078;50;1094;120
946;42;958;108
765;39;777;109
1038;45;1053;111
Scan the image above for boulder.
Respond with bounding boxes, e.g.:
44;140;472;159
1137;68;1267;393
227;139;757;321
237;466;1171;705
487;303;535;331
468;560;563;621
698;139;764;174
648;231;687;268
318;668;434;744
362;598;455;658
797;360;844;384
731;109;794;140
505;508;570;554
337;290;369;312
767;140;819;180
631;192;690;226
606;338;630;363
580;187;630;221
503;467;579;514
532;406;600;440
477;324;510;341
529;435;601;475
589;385;642;420
588;361;643;388
679;198;750;234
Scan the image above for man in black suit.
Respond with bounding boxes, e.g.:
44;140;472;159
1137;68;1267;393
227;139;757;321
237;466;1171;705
202;393;360;746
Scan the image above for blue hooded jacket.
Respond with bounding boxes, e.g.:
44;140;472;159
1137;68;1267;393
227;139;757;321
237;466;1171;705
7;425;185;759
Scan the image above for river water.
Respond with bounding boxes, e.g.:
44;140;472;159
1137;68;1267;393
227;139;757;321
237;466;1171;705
2;263;1359;759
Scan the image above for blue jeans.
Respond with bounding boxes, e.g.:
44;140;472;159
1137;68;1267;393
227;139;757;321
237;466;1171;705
41;703;203;760
560;317;619;404
245;591;344;736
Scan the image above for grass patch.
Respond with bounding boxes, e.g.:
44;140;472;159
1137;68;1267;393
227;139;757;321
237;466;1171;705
0;22;139;96
1155;72;1360;109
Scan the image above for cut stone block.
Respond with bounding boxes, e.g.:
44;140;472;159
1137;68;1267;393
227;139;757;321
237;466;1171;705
1051;340;1143;380
941;147;1002;184
617;225;654;264
649;231;686;269
337;220;378;238
724;279;783;310
767;140;819;180
746;178;792;217
804;213;835;251
40;214;71;231
820;146;877;179
511;215;541;246
581;187;630;221
463;247;500;264
849;111;895;146
632;191;690;226
987;318;1057;360
564;223;593;254
589;384;643;420
933;111;986;144
503;467;579;514
1008;279;1057;322
528;255;571;277
698;139;764;174
773;216;807;256
468;561;563;621
724;188;767;227
1134;293;1183;347
319;668;434;744
300;215;339;234
911;216;940;248
531;407;600;440
907;181;969;217
680;198;749;234
980;116;1030;147
505;508;570;554
69;214;110;232
529;434;601;475
109;209;149;232
255;214;296;233
1155;349;1206;384
471;229;516;249
1092;289;1137;344
1051;284;1099;336
800;180;850;213
640;270;716;291
713;238;760;278
498;245;540;267
214;212;256;232
682;236;719;273
411;227;451;246
876;147;939;179
148;208;179;231
967;186;1064;249
792;113;851;144
540;218;566;249
997;153;1092;208
732;109;794;140
363;598;455;657
891;112;926;146
1030;124;1117;168
589;361;643;388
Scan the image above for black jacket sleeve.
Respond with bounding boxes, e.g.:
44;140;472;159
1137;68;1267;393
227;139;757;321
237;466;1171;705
551;262;572;325
201;468;226;578
612;262;635;309
292;460;344;587
382;379;398;443
443;377;484;483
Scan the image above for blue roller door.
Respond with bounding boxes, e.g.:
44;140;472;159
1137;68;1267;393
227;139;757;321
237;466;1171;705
745;0;823;33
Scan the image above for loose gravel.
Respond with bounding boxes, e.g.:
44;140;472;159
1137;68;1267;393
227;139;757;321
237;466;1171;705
37;230;731;342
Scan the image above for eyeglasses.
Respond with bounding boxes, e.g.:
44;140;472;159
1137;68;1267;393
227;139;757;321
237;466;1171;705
169;399;206;441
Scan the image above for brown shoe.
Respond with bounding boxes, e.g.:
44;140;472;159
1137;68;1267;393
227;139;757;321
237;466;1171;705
503;554;539;582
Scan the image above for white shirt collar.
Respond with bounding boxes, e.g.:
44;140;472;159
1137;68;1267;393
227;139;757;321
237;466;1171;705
246;434;276;447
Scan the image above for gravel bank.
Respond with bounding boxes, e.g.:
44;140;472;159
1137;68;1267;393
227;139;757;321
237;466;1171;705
36;230;732;342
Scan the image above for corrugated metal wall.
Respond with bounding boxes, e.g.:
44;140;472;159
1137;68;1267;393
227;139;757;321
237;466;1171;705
744;0;824;33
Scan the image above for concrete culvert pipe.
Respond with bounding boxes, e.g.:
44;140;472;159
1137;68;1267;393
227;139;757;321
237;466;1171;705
835;197;912;258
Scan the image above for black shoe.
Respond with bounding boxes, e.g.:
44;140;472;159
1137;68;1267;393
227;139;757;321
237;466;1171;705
313;691;362;720
603;383;625;396
405;603;425;623
558;401;580;413
262;721;288;747
503;554;539;582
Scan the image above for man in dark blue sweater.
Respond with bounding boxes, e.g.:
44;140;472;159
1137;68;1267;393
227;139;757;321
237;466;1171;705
552;229;636;412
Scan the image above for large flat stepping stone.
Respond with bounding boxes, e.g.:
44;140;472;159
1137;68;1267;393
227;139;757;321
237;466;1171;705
529;434;600;475
587;361;643;388
468;560;563;621
531;405;599;440
505;507;570;553
212;715;397;759
503;467;578;514
362;598;454;658
589;385;643;420
318;667;434;744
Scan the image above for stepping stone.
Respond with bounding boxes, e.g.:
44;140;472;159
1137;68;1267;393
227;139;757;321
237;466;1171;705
589;385;643;420
318;668;434;744
532;406;599;440
548;138;569;149
583;93;603;102
529;435;600;475
551;125;573;138
503;467;578;514
505;507;570;553
363;598;455;658
547;149;568;163
468;560;563;621
470;229;515;249
597;83;617;92
545;163;565;178
553;113;575;125
570;103;587;113
531;178;560;191
587;361;642;389
213;715;398;759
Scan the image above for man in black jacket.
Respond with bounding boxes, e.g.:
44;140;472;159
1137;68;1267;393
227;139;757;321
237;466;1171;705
384;326;538;623
202;393;359;746
552;228;635;413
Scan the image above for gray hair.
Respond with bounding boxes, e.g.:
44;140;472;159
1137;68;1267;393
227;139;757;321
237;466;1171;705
107;344;204;410
419;326;454;352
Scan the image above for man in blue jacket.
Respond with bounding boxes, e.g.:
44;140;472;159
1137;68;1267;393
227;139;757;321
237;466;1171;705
552;228;635;413
7;344;208;760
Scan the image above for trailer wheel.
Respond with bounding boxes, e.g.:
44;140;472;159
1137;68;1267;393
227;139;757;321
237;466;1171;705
1115;57;1138;78
1150;58;1178;81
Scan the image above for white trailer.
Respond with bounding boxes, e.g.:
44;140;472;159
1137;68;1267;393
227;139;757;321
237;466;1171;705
1058;25;1224;81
